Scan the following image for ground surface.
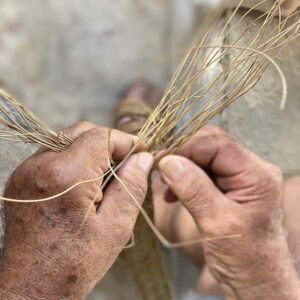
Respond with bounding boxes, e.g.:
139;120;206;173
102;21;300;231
0;1;299;299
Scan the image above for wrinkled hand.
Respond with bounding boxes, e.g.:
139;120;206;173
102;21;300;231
158;126;300;300
0;122;153;300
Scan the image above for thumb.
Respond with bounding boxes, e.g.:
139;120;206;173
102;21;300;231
158;155;226;230
98;152;153;244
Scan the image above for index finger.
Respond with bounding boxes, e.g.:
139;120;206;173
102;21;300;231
63;122;136;160
176;125;260;178
67;127;137;163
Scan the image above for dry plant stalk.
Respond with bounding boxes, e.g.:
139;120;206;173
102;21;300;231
0;1;299;299
0;0;298;245
135;0;299;162
0;89;72;151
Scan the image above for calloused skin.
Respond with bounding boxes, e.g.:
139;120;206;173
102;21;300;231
0;122;154;300
0;122;299;300
156;125;300;300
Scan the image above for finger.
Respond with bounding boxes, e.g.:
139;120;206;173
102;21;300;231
66;127;136;170
109;129;138;160
152;168;205;266
63;121;98;140
70;127;135;161
176;126;269;191
151;170;175;236
177;125;249;175
159;155;232;228
97;153;153;243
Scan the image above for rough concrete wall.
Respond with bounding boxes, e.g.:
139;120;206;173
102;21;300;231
0;0;171;129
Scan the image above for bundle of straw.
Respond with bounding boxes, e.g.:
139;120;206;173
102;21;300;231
0;0;299;234
0;89;72;152
134;0;299;161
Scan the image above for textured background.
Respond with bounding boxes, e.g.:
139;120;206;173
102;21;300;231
0;1;299;299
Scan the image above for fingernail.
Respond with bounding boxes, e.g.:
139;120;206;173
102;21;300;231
159;156;186;181
136;152;154;172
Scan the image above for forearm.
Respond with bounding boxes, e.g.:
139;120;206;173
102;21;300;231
227;237;300;300
224;270;300;300
235;269;300;300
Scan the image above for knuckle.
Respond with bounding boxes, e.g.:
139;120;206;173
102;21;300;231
261;161;284;189
181;177;215;216
189;124;220;137
82;127;108;147
34;157;75;193
77;121;94;128
218;134;241;151
87;126;107;137
88;126;106;134
196;131;241;155
78;126;108;150
202;124;226;135
42;158;63;180
265;163;284;198
37;159;64;190
71;124;107;143
65;121;95;138
270;164;283;185
191;126;227;145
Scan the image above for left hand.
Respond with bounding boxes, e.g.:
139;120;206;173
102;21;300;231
0;122;153;300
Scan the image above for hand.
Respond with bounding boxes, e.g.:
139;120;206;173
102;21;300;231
158;126;300;300
0;122;153;300
153;171;205;267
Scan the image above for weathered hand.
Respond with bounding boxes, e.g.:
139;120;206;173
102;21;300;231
158;126;300;300
0;122;153;300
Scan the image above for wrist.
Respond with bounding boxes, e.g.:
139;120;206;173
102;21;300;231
234;263;300;300
230;234;300;300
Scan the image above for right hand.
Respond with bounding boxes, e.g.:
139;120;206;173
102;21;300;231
158;126;300;300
